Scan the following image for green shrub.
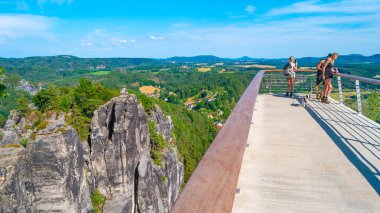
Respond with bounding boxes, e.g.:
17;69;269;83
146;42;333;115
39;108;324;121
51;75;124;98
0;114;6;127
0;129;4;140
162;175;167;184
148;119;166;166
20;138;28;147
91;189;106;213
137;94;217;181
36;120;48;131
24;125;33;130
30;133;37;141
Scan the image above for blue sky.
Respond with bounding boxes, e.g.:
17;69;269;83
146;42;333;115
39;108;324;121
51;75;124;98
1;0;380;58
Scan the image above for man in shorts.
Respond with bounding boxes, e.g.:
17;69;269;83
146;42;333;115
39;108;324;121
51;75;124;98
315;54;331;100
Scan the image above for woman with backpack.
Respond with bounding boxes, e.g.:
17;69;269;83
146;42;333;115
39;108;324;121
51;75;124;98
284;56;297;97
321;52;339;104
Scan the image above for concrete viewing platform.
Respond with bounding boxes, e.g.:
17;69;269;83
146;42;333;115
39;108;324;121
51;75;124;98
232;94;380;212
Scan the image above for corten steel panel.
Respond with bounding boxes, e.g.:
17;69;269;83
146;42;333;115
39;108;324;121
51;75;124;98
170;70;265;213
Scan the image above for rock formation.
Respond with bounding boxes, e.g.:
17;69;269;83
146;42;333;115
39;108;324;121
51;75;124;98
0;92;184;213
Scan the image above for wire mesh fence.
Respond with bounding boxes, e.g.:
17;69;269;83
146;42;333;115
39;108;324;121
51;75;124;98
259;72;317;94
260;72;380;124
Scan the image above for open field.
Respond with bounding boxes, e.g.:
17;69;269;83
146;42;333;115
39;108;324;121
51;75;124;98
197;67;212;72
90;71;111;75
235;64;276;69
139;85;160;95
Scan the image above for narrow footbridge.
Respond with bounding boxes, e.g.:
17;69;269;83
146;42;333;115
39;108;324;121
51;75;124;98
170;70;380;213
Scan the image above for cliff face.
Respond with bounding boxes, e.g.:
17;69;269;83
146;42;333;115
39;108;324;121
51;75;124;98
0;92;184;213
0;114;93;212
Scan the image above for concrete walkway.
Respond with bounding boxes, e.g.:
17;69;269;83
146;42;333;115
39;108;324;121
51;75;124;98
232;94;380;213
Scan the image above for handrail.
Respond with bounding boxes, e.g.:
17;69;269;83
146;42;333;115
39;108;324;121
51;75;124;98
170;70;265;213
337;73;380;86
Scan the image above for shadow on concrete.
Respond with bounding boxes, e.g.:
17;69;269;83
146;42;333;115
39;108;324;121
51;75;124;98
294;95;380;195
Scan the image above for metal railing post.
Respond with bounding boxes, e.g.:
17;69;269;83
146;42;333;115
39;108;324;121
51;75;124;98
269;75;272;93
309;78;312;93
355;80;362;115
337;76;343;105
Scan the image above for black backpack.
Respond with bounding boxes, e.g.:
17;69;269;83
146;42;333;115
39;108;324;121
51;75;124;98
283;62;292;75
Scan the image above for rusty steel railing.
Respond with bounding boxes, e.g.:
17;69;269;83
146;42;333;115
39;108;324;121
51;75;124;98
170;69;380;213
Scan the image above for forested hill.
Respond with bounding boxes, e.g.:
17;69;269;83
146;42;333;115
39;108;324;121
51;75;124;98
0;55;157;71
2;54;379;69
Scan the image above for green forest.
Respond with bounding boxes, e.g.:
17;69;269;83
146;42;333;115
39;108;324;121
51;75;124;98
1;55;380;182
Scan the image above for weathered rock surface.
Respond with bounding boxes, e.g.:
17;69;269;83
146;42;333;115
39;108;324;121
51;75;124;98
0;127;93;212
0;111;23;146
90;94;183;213
16;79;40;95
0;92;184;213
150;105;174;142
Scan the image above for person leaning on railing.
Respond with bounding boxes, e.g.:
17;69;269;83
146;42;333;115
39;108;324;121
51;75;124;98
321;52;339;104
315;54;332;100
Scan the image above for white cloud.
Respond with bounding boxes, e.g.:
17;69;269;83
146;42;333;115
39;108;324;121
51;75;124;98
81;29;136;51
245;5;256;14
165;9;380;57
150;35;164;40
267;0;380;16
111;37;136;46
0;14;56;44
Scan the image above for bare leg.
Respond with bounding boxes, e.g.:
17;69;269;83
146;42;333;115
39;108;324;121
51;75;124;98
327;83;333;97
287;78;291;92
322;81;328;97
291;77;295;92
324;79;332;102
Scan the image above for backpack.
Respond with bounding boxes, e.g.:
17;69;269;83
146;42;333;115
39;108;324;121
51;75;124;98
283;62;292;75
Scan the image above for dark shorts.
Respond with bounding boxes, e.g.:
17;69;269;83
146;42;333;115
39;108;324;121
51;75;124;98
325;74;334;80
316;75;324;86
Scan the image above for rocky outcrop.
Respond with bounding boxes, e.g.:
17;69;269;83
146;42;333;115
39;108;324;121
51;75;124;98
0;127;93;212
90;93;183;213
0;111;23;146
0;92;184;213
150;105;174;142
16;79;40;95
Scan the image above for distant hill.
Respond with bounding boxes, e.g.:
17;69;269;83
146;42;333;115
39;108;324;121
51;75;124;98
0;55;157;71
166;55;228;63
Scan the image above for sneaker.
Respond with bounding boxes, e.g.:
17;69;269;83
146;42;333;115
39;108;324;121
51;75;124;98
316;93;321;100
321;96;326;103
290;92;293;97
325;97;331;104
285;92;289;97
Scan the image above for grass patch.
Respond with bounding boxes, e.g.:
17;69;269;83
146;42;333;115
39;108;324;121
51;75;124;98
91;189;106;213
30;132;37;141
1;143;21;148
36;120;49;131
139;85;160;95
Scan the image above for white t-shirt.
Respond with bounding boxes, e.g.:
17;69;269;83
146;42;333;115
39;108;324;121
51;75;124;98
289;62;296;71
